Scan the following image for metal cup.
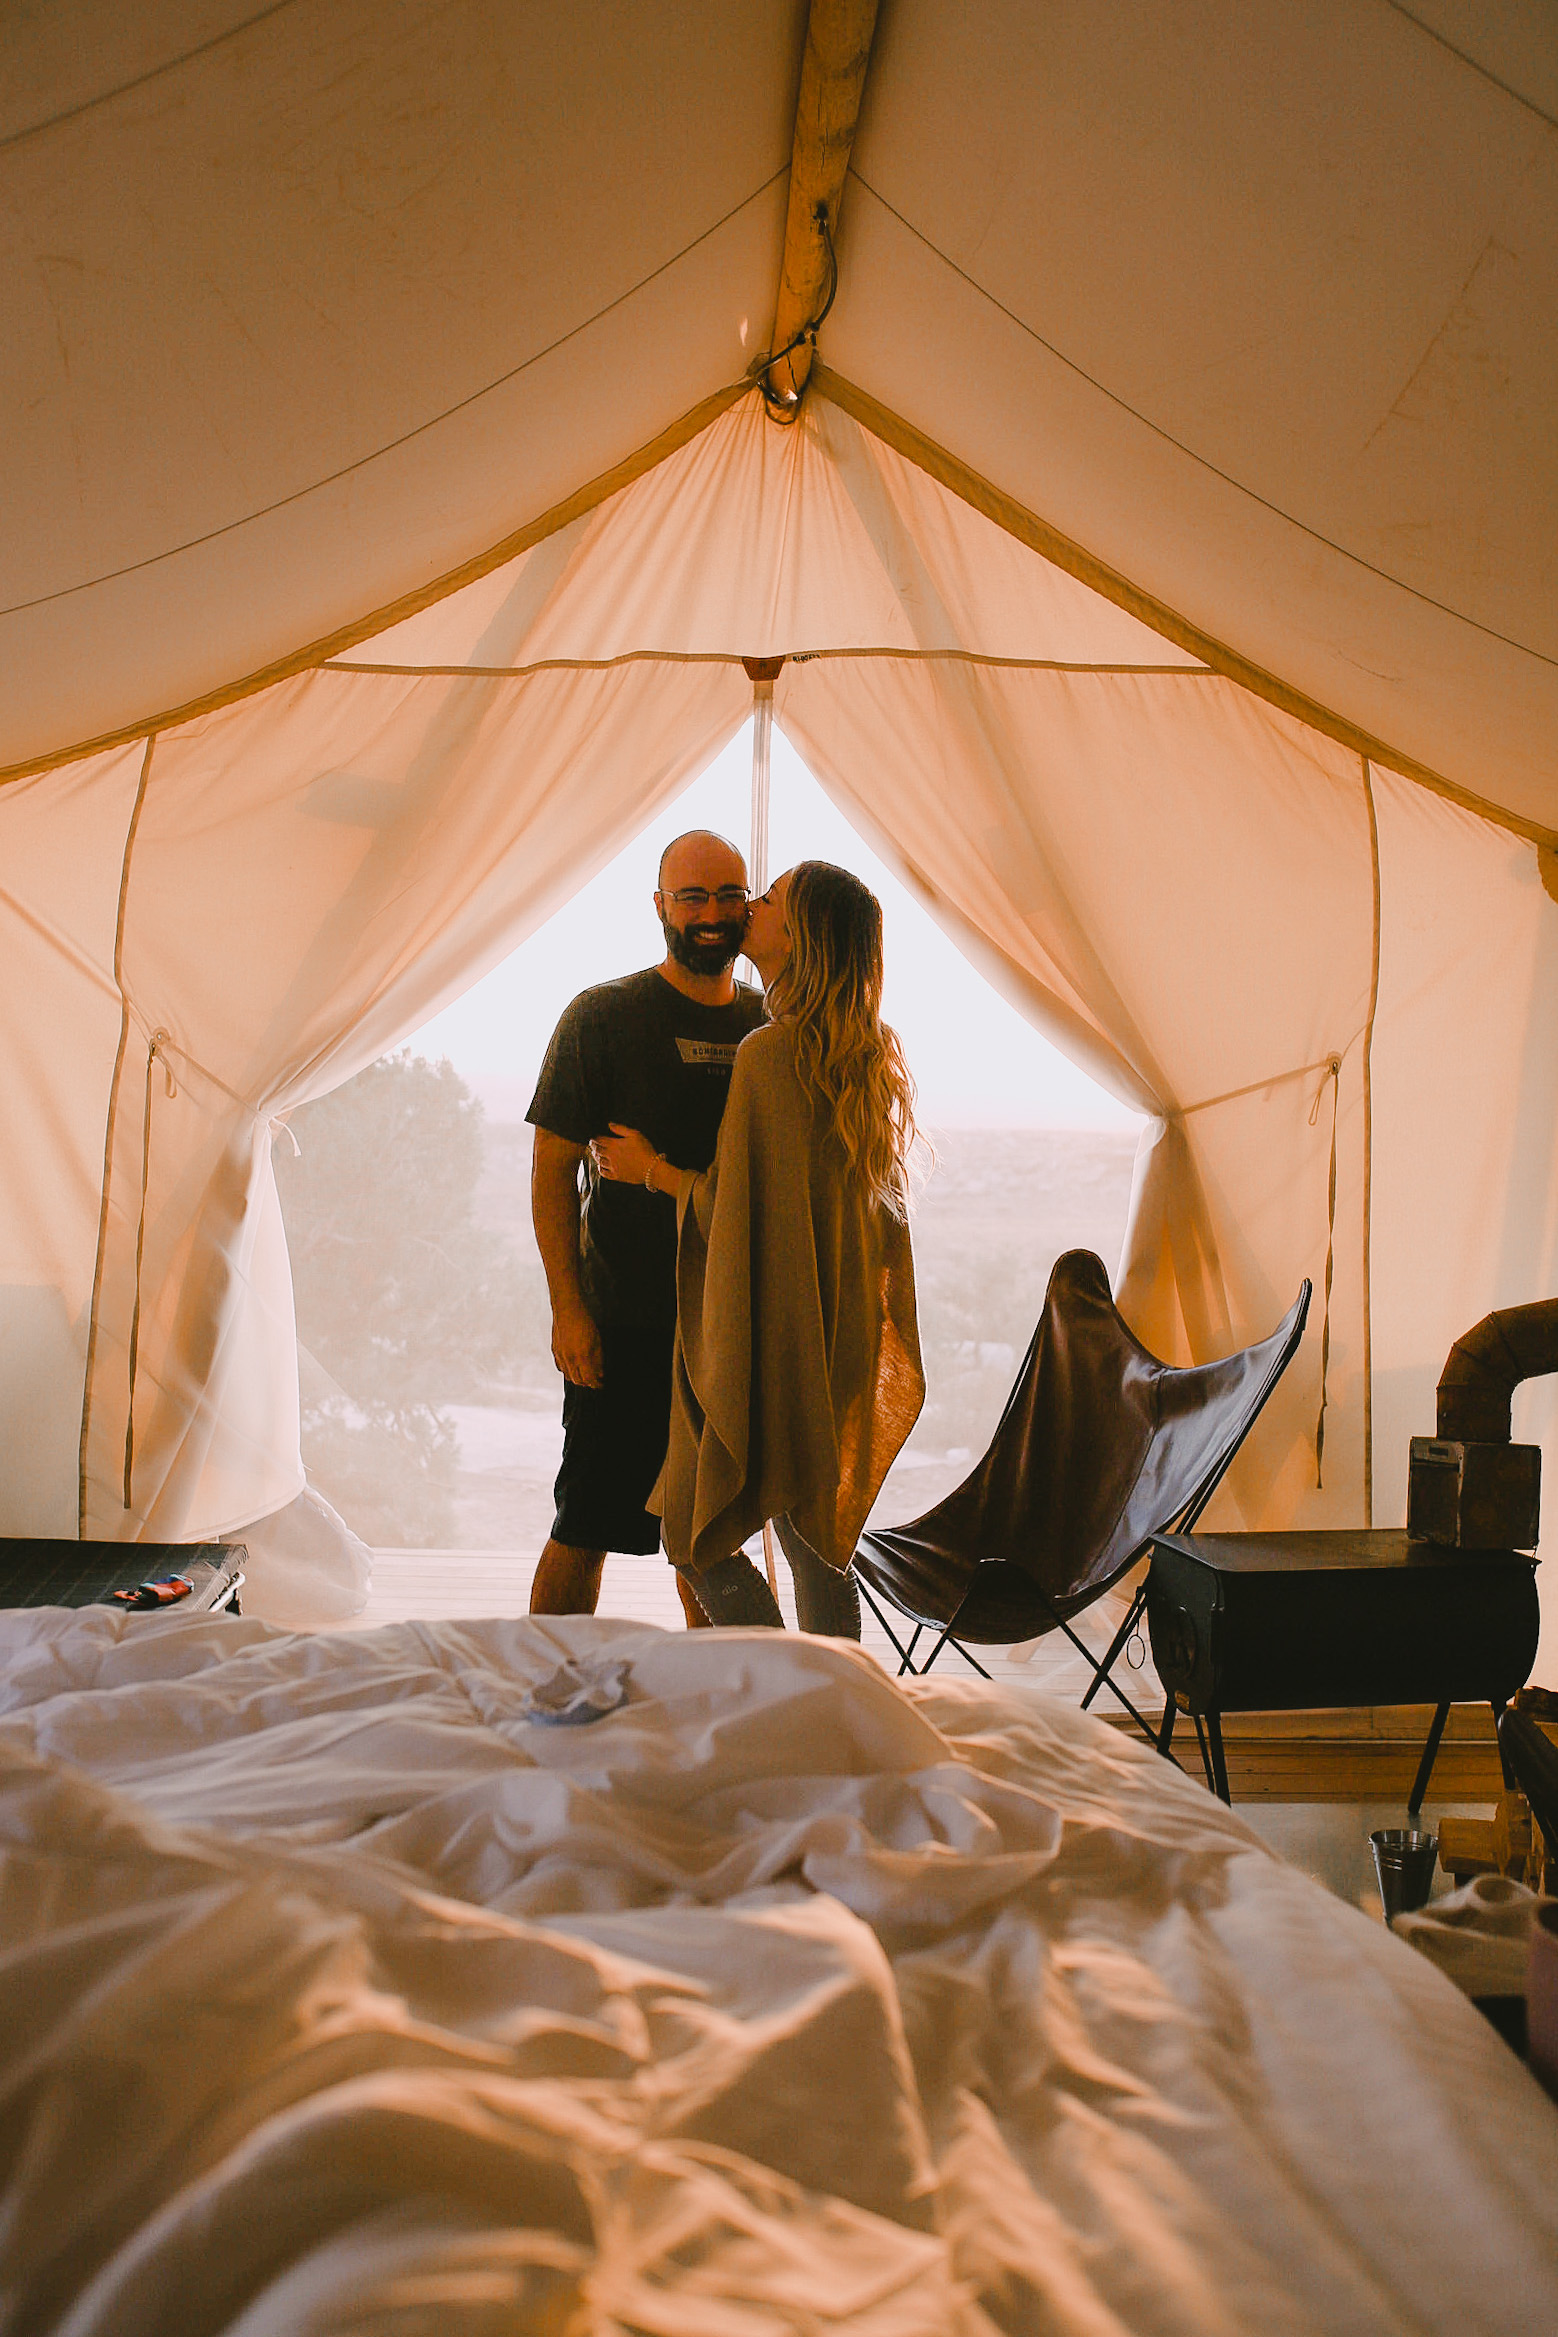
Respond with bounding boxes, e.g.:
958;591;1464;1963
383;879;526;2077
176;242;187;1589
1370;1827;1439;1920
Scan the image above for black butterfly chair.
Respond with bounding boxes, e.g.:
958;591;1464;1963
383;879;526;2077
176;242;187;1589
852;1250;1311;1745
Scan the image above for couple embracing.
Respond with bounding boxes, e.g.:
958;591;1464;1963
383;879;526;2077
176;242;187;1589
526;828;924;1634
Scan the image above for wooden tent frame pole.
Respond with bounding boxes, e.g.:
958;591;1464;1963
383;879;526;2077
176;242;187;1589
762;0;880;415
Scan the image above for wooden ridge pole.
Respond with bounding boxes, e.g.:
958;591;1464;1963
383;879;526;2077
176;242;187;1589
762;0;880;417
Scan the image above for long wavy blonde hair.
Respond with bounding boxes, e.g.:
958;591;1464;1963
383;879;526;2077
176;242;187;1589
765;861;918;1218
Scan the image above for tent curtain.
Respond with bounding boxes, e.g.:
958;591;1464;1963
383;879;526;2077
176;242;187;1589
777;657;1377;1527
62;661;747;1538
0;744;147;1536
1368;772;1558;1555
0;386;1552;1675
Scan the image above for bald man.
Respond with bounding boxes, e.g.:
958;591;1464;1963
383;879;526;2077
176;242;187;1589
525;831;767;1620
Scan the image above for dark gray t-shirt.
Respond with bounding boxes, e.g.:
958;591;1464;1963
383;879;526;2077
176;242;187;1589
527;966;766;1326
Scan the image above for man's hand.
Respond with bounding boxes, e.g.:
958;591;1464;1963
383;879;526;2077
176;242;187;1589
551;1297;604;1389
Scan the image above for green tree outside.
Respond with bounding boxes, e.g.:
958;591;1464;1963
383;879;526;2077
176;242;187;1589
275;1052;529;1545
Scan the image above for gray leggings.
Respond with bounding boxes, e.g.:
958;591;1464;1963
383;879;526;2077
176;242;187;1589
774;1514;862;1639
678;1515;862;1638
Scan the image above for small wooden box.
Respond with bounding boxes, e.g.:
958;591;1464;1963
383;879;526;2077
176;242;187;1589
1407;1438;1541;1550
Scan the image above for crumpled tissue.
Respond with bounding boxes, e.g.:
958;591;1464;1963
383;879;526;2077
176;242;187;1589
518;1655;633;1727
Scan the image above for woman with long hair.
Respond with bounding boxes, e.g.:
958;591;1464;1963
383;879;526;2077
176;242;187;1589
592;860;924;1632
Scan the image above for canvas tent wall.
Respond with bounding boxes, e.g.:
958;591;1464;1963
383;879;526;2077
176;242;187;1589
1;1;1554;1651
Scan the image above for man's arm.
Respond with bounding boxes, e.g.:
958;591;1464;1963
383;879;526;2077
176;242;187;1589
531;1128;604;1388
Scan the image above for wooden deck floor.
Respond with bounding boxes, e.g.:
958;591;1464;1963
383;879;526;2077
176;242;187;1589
1136;1704;1506;1803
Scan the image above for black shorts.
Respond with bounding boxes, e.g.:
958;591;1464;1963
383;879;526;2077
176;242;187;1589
551;1319;675;1556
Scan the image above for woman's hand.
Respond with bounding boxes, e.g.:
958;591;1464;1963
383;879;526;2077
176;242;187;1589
591;1123;662;1187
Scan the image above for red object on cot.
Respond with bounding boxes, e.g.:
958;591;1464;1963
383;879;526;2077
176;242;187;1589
110;1576;194;1610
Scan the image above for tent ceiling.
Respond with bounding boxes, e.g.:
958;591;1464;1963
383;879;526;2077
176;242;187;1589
0;0;802;762
346;390;1209;670
1387;0;1558;122
832;0;1557;833
2;0;1553;838
1;4;283;142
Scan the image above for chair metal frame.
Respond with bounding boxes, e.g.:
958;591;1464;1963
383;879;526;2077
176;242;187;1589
855;1278;1310;1749
857;1474;1219;1745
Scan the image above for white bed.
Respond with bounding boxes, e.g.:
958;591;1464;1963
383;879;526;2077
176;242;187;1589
1;1608;1554;2336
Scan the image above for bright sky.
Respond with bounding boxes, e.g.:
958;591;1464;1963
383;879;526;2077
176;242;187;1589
408;723;1140;1131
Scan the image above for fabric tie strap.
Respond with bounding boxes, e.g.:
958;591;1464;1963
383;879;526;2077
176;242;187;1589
1310;1056;1342;1488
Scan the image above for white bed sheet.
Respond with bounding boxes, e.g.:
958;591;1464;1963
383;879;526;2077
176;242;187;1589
0;1610;1553;2336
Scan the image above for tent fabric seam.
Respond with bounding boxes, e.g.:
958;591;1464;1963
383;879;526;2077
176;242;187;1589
8;366;1550;864
0;2;303;153
0;380;751;787
810;367;1558;854
0;172;787;626
79;733;155;1534
843;171;1557;671
1383;1;1558;132
322;652;1216;678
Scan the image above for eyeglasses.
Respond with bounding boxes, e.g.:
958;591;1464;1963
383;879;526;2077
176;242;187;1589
666;887;750;910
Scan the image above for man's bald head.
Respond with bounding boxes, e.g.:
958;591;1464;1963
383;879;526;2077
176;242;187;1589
654;830;749;986
657;830;747;893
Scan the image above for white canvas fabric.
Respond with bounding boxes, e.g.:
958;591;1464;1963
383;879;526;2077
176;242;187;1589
0;0;798;766
0;746;144;1536
0;386;1554;1665
3;2;1553;834
1;8;1554;1652
831;0;1558;834
780;653;1378;1529
71;663;748;1542
1368;770;1558;1536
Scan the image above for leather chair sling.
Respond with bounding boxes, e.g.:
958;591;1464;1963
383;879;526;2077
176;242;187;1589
852;1251;1311;1739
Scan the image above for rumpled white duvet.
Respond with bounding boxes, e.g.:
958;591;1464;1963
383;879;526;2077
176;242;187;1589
1;1612;1554;2336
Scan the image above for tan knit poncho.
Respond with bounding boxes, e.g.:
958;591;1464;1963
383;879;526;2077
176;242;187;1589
655;1023;924;1573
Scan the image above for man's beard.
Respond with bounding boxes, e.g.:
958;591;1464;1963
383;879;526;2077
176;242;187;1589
662;915;745;975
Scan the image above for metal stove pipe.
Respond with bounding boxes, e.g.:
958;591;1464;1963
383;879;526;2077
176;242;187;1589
1437;1299;1558;1444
